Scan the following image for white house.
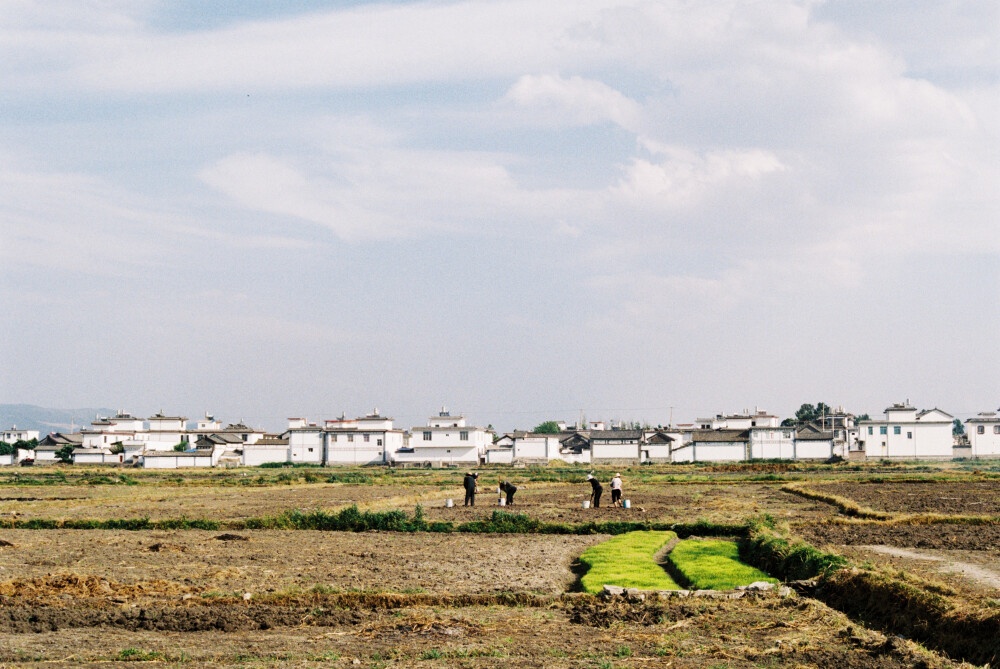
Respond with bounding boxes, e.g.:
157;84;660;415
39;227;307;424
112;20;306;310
749;426;796;460
281;411;405;466
966;411;1000;459
711;411;780;430
856;403;954;460
81;411;145;449
509;432;564;463
141;446;223;469
640;430;679;463
241;437;290;466
72;448;123;465
1;426;40;444
793;424;836;460
143;413;190;451
394;409;491;466
673;429;749;463
589;430;642;464
484;434;515;464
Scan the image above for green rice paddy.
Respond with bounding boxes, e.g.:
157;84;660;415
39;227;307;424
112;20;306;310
578;530;680;593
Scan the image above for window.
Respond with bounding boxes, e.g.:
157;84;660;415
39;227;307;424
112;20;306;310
978;425;985;434
868;427;873;435
363;434;370;442
423;431;432;441
893;426;901;435
377;438;382;447
460;431;469;441
308;447;313;452
994;426;1000;434
879;426;887;435
347;434;354;442
907;432;912;439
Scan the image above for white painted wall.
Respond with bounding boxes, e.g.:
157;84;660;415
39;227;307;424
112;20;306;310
591;441;639;461
794;440;834;459
967;415;1000;458
749;428;795;460
242;445;290;466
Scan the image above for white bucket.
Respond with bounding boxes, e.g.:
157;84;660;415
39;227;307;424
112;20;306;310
623;499;631;509
498;498;506;506
582;500;590;509
445;499;454;508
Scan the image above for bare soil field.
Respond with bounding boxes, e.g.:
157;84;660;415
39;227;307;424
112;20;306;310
794;522;1000;552
0;593;958;667
835;545;1000;600
0;483;440;521
814;480;1000;515
408;482;833;524
0;530;603;595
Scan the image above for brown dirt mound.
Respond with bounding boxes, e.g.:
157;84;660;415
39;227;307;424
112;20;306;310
0;604;365;634
0;539;13;548
214;533;249;541
148;542;186;552
0;573;196;601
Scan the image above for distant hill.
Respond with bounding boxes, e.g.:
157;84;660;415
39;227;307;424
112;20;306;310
0;404;116;435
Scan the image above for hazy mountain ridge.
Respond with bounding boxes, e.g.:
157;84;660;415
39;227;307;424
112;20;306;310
0;404;116;435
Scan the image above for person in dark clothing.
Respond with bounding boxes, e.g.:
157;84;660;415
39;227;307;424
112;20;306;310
463;472;479;506
586;474;603;508
500;480;518;506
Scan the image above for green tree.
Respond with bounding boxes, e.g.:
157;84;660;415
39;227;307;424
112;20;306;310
0;442;14;456
533;421;560;434
953;418;965;436
55;445;75;463
173;442;188;452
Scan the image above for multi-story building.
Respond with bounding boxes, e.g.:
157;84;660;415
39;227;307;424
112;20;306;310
1;426;40;444
272;410;405;466
394;409;492;466
856;403;953;460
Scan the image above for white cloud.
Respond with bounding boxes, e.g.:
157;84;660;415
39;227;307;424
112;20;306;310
611;147;785;207
503;73;641;129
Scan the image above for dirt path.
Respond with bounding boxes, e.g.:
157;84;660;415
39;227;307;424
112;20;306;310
859;544;1000;590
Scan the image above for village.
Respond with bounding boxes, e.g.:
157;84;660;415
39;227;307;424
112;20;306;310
3;402;999;469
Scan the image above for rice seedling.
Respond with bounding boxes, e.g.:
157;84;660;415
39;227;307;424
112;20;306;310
666;539;777;590
578;531;680;593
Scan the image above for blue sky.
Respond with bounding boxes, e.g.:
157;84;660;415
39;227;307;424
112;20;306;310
1;0;997;431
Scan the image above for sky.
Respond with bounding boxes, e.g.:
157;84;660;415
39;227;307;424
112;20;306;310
1;0;998;432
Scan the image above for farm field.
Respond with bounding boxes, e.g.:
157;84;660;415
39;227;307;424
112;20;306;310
1;463;998;666
390;482;833;524
0;483;441;521
805;480;1000;515
0;530;603;595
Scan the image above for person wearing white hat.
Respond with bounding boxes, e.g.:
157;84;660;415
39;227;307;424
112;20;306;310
586;474;603;508
610;473;623;507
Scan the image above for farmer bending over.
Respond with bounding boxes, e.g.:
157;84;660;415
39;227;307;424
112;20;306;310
586;474;603;508
463;472;479;506
500;480;518;506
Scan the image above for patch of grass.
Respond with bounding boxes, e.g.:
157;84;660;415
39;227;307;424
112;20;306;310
667;539;777;590
579;530;680;593
115;648;163;661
